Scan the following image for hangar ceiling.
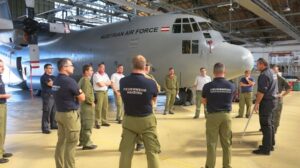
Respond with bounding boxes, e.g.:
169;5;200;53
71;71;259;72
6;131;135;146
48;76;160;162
7;0;300;46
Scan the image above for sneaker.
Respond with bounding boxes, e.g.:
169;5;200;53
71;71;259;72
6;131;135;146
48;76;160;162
101;123;110;127
0;158;8;164
252;149;270;155
82;145;98;150
95;124;101;129
193;116;199;119
135;143;145;151
42;130;51;134
2;153;12;158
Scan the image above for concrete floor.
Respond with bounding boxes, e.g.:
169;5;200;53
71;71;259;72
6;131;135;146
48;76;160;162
2;88;300;168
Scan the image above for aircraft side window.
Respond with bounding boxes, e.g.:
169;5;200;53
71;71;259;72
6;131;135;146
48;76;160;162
192;23;200;32
189;18;195;23
182;40;191;54
192;40;199;54
172;24;181;33
203;32;212;38
183;18;189;23
182;24;192;33
175;18;181;23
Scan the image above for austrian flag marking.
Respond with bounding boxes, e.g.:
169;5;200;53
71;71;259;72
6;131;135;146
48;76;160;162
30;60;40;68
160;26;170;32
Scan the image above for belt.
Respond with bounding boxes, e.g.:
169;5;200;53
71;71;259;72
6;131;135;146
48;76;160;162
95;90;107;92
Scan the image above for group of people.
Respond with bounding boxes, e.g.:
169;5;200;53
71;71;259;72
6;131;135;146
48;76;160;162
0;56;292;168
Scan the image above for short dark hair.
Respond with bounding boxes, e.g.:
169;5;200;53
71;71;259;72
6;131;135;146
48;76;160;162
200;67;205;71
117;64;123;68
44;63;52;69
169;67;174;71
213;63;225;73
257;58;268;67
270;64;278;69
82;64;92;74
98;62;105;67
57;58;72;71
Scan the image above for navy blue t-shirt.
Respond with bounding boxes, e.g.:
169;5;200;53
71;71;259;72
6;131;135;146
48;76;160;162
202;77;235;113
40;73;55;95
257;68;278;100
240;77;254;93
53;74;81;112
120;73;158;117
0;75;6;104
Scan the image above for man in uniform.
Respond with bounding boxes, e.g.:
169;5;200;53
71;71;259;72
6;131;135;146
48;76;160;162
236;70;255;118
271;65;291;133
145;63;160;111
0;59;12;164
253;58;277;155
202;63;235;168
193;67;211;119
111;64;125;124
119;55;160;168
93;63;111;128
53;58;85;168
164;67;179;115
40;63;57;134
78;64;97;150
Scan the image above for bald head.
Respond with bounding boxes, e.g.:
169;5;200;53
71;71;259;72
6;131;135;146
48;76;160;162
132;55;146;70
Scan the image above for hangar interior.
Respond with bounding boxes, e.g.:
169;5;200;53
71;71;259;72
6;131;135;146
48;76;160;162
1;0;300;168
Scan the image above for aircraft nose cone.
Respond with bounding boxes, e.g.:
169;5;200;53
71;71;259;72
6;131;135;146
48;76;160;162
210;43;254;79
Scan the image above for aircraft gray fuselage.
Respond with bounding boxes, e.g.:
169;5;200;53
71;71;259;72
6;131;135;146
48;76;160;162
0;14;254;89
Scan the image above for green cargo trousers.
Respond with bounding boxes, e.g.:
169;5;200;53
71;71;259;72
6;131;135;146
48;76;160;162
0;104;7;157
206;112;232;168
55;110;80;168
95;91;109;125
114;92;124;121
238;92;252;117
273;98;283;133
164;89;176;112
79;103;95;147
119;114;161;168
194;91;207;118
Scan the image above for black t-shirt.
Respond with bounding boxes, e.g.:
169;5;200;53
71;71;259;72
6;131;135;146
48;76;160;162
257;68;278;100
120;73;158;117
40;73;55;95
202;77;235;113
53;74;81;112
0;75;6;104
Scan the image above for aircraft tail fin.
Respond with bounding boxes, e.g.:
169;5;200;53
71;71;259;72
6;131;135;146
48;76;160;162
0;0;13;30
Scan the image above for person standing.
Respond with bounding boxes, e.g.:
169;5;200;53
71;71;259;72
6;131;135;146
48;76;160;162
145;63;161;112
193;67;211;119
111;64;125;124
202;63;235;168
236;70;255;118
40;64;57;134
93;63;111;128
271;65;291;133
253;58;278;155
53;58;85;168
0;59;12;164
164;67;179;115
119;55;160;168
78;64;97;150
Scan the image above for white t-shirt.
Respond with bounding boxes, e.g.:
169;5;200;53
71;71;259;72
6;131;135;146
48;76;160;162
111;73;125;91
93;72;110;91
194;75;211;91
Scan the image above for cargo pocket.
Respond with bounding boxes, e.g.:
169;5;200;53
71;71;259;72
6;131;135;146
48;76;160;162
67;130;80;143
144;131;161;154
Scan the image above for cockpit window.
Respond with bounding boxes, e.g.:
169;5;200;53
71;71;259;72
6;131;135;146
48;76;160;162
198;22;213;31
182;24;192;33
175;18;181;23
172;24;181;33
183;18;189;23
189;18;196;23
192;23;200;32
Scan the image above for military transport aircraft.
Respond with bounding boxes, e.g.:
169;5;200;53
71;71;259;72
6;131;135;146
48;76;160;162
0;0;254;101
